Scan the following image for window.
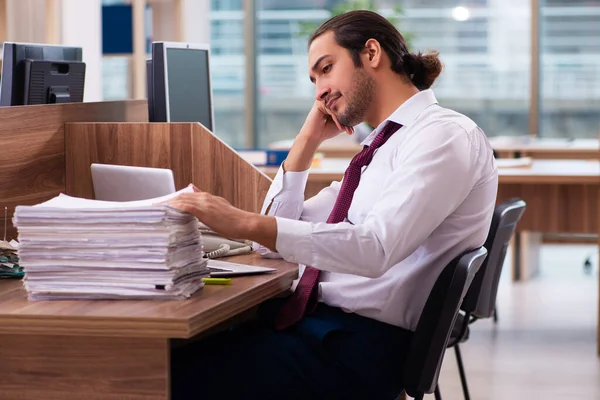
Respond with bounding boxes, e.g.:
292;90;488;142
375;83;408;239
210;1;246;147
540;0;600;138
252;0;531;146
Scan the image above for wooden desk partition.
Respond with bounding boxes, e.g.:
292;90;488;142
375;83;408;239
65;123;272;213
0;100;148;240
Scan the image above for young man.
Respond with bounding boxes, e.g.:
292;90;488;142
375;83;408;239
169;10;498;400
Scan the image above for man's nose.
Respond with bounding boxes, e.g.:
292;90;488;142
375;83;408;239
315;85;330;102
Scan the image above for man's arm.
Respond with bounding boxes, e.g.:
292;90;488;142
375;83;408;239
284;100;351;171
167;189;279;251
167;101;351;254
250;100;350;254
269;126;493;278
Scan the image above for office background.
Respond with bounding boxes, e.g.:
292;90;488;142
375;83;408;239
1;0;599;148
106;0;600;149
0;2;598;399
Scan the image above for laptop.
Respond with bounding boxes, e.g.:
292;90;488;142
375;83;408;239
91;164;176;201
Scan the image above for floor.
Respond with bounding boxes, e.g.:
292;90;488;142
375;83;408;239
422;244;600;400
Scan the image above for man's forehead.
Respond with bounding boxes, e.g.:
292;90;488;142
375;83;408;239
308;31;338;62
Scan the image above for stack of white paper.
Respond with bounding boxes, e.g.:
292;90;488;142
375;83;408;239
13;188;208;300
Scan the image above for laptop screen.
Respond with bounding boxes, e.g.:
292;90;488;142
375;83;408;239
91;164;176;202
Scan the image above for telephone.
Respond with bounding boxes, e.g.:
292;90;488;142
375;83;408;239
198;223;253;259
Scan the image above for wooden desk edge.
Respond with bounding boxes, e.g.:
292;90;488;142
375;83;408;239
498;175;600;185
0;267;298;339
187;267;297;337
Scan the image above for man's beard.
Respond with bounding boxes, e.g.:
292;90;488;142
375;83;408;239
336;68;375;127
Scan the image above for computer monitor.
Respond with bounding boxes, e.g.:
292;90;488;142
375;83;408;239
0;42;85;106
147;42;214;131
146;58;155;122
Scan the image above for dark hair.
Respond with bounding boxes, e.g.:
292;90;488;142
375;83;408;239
309;10;443;90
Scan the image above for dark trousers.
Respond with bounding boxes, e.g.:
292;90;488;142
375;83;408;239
171;298;413;400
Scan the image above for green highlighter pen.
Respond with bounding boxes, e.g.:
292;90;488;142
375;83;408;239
202;277;232;285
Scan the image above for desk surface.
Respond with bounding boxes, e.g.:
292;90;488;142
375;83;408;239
489;136;599;152
262;159;600;185
0;254;298;339
497;159;600;184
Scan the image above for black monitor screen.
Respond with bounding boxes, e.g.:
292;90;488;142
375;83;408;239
166;48;212;130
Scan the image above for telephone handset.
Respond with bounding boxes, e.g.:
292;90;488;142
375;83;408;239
198;223;253;259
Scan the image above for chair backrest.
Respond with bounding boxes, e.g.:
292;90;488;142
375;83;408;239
461;198;526;319
403;247;487;397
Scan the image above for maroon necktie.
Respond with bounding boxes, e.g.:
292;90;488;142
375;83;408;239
274;121;402;330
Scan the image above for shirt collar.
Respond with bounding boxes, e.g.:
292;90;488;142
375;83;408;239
360;89;439;146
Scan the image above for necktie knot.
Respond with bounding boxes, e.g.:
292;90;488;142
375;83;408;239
370;120;402;150
349;121;402;169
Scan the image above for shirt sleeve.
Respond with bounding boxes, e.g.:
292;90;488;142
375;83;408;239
273;124;483;278
253;164;341;257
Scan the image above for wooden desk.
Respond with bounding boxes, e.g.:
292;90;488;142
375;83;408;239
0;254;298;399
0;105;291;397
493;160;599;279
489;136;599;160
262;159;600;355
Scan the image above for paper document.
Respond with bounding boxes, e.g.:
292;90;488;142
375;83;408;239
35;186;194;209
13;186;208;301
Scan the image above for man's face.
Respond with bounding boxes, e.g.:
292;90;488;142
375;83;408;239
308;31;375;127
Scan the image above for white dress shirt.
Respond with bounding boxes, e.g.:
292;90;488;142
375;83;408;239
254;89;498;331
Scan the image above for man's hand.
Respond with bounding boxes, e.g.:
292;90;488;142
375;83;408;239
299;100;354;144
284;100;354;172
167;185;278;251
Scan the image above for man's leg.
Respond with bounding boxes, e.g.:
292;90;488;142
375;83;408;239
171;319;345;399
171;300;413;400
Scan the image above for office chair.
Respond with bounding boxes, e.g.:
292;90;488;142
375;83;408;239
447;198;527;400
402;246;488;400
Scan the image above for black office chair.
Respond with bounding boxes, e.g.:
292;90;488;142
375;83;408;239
402;246;488;400
447;198;527;400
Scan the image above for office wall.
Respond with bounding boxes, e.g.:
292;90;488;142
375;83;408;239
150;0;210;43
5;0;48;43
181;0;210;43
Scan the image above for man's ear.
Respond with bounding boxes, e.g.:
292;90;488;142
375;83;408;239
364;38;382;68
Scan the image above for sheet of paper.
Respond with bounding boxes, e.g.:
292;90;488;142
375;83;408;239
35;185;194;209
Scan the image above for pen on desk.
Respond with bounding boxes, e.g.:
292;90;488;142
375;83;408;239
202;277;232;285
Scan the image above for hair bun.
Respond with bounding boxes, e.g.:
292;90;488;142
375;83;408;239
409;51;444;90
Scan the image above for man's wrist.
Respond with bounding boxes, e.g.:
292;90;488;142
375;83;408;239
284;134;320;172
243;213;278;251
